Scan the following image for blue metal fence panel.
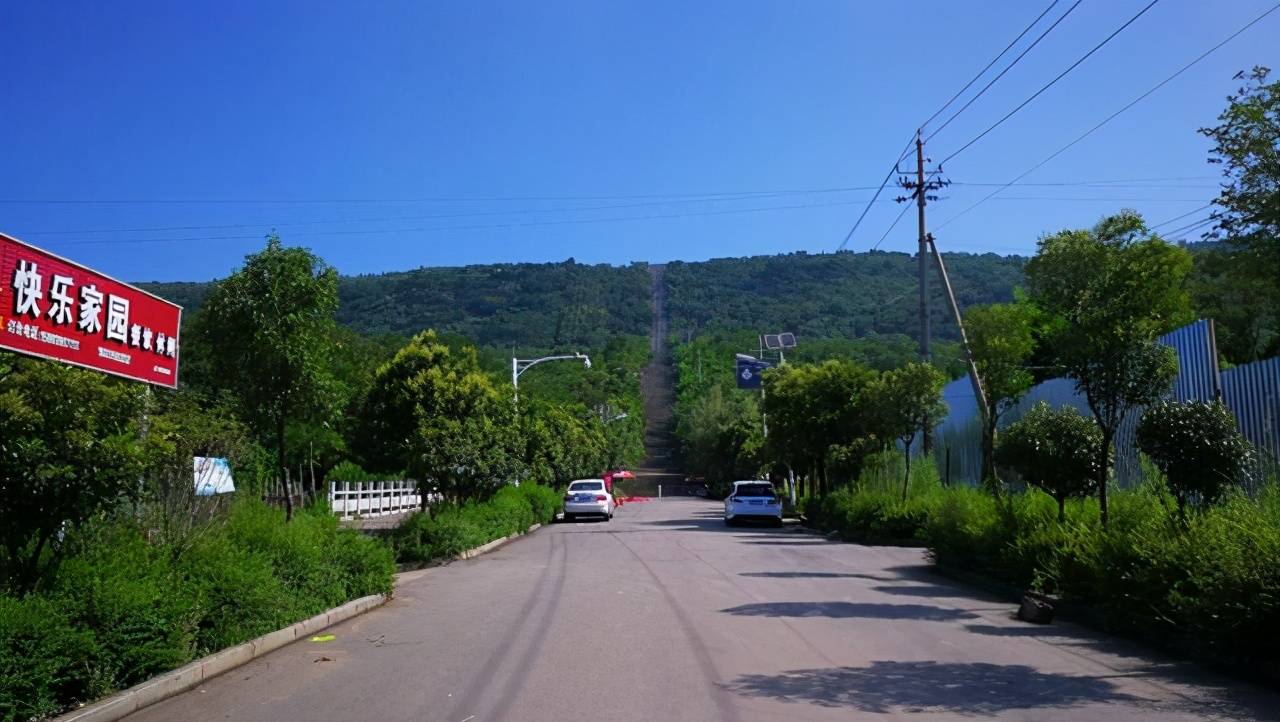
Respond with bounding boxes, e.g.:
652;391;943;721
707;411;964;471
1221;356;1280;485
931;319;1254;488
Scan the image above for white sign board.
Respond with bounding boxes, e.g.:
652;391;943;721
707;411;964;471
194;457;235;496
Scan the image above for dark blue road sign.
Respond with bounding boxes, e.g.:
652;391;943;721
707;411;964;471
736;357;771;389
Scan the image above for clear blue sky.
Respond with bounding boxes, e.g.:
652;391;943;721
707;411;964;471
1;1;1275;281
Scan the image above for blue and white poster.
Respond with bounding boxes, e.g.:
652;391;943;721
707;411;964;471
194;457;235;495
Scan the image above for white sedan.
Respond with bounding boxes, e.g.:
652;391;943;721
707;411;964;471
563;479;614;522
724;480;782;526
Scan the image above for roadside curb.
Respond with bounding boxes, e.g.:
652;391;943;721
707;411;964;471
55;521;547;722
53;594;388;722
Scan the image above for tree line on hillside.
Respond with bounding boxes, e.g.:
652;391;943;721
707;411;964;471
144;258;653;349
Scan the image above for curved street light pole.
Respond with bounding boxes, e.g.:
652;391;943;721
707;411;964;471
511;352;591;403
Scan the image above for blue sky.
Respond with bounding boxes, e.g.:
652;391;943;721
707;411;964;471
1;1;1275;281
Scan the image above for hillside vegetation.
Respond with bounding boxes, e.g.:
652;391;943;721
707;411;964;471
144;250;1025;348
663;250;1025;341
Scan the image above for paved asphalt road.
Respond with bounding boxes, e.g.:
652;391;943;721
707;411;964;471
127;498;1279;722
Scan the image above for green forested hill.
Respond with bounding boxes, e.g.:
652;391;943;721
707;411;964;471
140;250;1026;347
338;260;651;347
662;250;1026;342
143;259;653;349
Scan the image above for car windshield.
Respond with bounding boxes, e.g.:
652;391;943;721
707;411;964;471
735;484;775;497
569;481;604;491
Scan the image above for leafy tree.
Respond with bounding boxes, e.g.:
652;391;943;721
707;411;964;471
965;302;1039;487
995;402;1103;522
191;236;339;520
763;360;877;497
520;402;609;486
0;355;146;591
1188;245;1276;363
682;385;762;495
1136;400;1253;521
1198;67;1280;359
1025;211;1191;525
361;331;518;506
866;362;947;501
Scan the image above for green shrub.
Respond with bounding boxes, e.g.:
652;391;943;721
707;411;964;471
0;596;96;721
50;524;201;694
0;497;396;720
391;483;559;565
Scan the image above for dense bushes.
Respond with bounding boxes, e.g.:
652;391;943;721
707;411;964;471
804;461;1280;671
391;483;561;565
927;482;1280;668
0;499;394;721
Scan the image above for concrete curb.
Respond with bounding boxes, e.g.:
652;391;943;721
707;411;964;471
54;521;546;722
54;594;387;722
460;522;541;559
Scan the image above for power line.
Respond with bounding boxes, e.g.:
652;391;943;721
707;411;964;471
1149;203;1214;230
935;2;1277;231
50;197;897;247
921;0;1064;130
937;0;1163;168
834;134;918;251
1162;216;1218;239
21;190;882;237
926;0;1082;139
954;180;1216;189
871;202;914;251
0;185;887;206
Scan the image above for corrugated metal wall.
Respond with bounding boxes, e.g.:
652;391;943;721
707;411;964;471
931;319;1276;490
1222;356;1280;483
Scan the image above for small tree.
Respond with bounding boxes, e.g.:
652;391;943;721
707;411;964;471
1136;400;1253;521
362;331;519;506
0;355;146;591
996;402;1103;522
193;235;339;520
965;302;1039;487
1026;211;1191;525
867;363;947;501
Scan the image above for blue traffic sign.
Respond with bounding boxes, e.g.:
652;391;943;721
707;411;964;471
736;357;771;389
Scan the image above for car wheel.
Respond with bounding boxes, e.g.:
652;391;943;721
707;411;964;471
724;517;734;527
564;513;575;523
772;517;783;528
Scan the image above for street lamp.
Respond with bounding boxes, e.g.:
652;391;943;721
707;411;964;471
511;352;591;402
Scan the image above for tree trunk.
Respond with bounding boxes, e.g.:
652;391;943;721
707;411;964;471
277;413;293;522
1098;428;1112;528
1057;495;1066;523
981;415;998;490
902;438;912;502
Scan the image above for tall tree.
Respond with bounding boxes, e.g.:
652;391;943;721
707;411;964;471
866;362;947;501
0;355;146;591
192;236;339;520
1198;67;1280;360
964;302;1039;487
1025;211;1191;525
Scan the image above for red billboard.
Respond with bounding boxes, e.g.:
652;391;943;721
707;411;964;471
0;233;182;388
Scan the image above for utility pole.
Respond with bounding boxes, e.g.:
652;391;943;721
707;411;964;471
897;130;949;453
915;132;930;372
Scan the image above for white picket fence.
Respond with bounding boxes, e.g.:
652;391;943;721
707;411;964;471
329;480;422;519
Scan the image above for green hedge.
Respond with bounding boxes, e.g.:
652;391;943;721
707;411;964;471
0;499;394;721
391;483;561;564
803;463;1280;672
